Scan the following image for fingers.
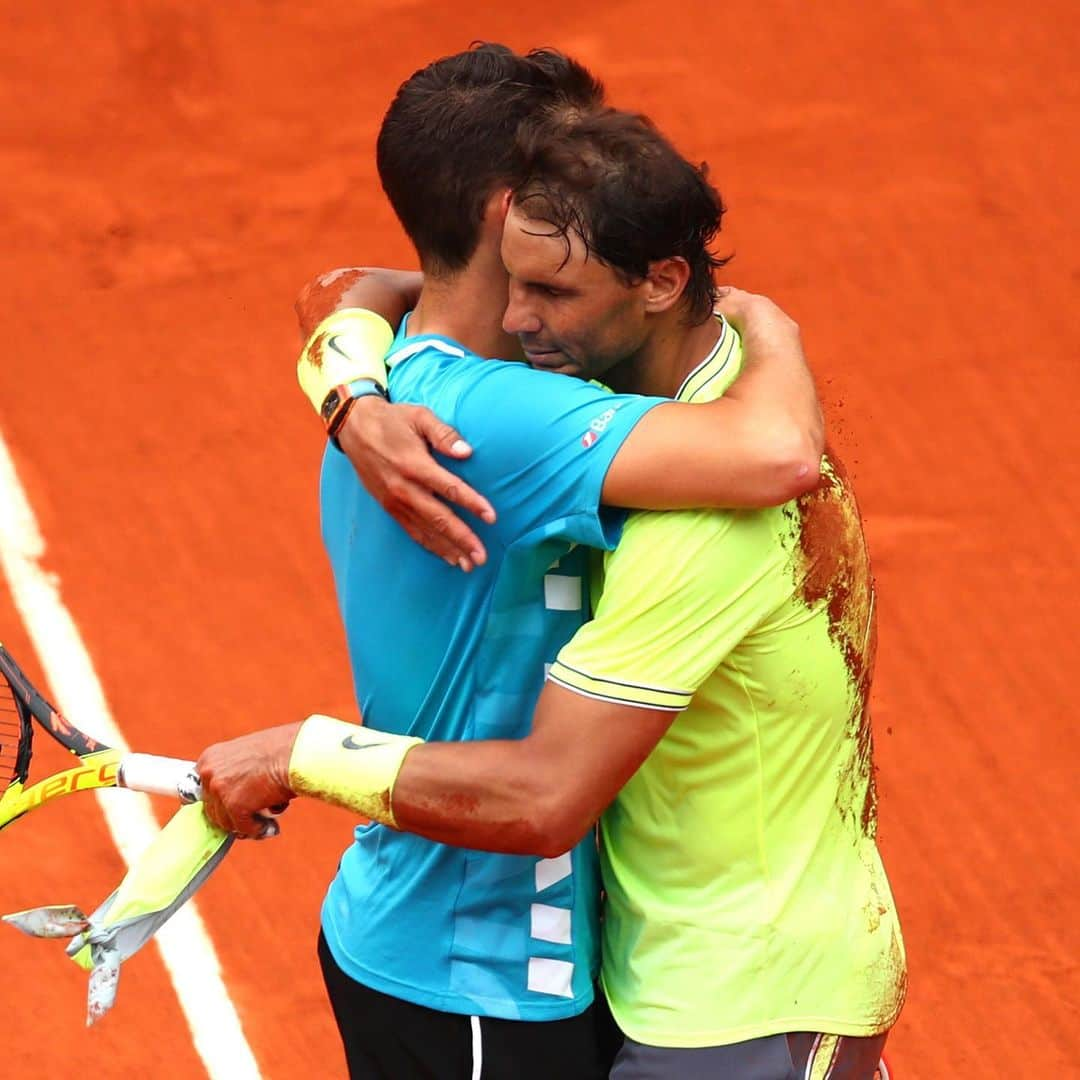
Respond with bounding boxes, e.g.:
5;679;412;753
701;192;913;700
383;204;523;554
413;410;496;524
198;785;231;833
201;791;281;840
403;454;496;537
338;398;496;569
195;742;293;838
249;811;282;841
229;810;276;841
417;409;473;458
714;286;798;338
389;488;488;571
712;285;753;327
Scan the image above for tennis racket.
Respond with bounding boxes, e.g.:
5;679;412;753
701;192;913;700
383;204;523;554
0;642;203;832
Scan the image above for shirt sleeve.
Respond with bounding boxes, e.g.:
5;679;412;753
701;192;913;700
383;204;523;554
449;361;666;551
549;507;790;709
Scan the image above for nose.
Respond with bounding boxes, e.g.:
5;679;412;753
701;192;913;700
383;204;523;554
502;283;541;336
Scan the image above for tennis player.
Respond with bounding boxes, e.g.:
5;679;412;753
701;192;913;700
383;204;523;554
199;46;826;1080
202;105;905;1077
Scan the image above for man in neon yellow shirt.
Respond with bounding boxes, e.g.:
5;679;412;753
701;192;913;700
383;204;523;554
201;107;904;1077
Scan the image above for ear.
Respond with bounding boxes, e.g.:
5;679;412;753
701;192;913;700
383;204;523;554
642;257;690;314
481;187;513;227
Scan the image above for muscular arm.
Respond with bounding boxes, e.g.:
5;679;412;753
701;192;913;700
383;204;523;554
198;478;779;848
197;683;673;854
298;267;497;567
602;290;823;508
296;270;821;569
392;683;673;856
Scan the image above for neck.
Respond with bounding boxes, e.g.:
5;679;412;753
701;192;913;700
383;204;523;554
606;312;722;398
408;249;522;361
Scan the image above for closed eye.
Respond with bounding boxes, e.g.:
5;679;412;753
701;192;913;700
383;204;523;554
530;283;569;299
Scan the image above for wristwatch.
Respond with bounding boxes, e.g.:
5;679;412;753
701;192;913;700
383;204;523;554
321;377;388;439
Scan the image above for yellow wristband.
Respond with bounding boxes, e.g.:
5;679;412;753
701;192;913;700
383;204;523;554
297;309;394;418
288;714;422;827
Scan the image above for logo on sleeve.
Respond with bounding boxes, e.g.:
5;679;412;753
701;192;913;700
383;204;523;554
581;408;615;449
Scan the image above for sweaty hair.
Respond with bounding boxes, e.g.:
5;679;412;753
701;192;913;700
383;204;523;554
377;43;604;276
511;108;728;323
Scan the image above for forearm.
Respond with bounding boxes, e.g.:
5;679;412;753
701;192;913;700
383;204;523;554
603;292;824;509
391;687;669;854
295;266;423;340
201;690;667;846
392;741;573;857
295;267;424;434
278;714;577;855
603;394;820;509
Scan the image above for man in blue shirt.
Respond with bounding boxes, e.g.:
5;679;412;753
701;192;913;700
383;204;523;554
200;44;821;1080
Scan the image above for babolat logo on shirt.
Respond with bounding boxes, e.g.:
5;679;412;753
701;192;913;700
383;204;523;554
582;408;616;448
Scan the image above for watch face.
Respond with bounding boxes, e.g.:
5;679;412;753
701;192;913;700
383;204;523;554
321;389;342;423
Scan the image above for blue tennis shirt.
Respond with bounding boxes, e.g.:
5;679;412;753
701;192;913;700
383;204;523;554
319;324;663;1020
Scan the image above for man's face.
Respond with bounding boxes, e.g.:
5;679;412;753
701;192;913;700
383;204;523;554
500;203;650;382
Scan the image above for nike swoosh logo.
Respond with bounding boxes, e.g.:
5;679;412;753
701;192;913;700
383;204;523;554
326;335;352;363
341;734;391;751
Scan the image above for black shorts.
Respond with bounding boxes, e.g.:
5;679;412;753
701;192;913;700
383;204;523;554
318;931;616;1080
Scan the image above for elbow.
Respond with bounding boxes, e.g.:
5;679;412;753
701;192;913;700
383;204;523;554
762;423;823;504
504;779;594;859
295;266;362;340
528;790;596;860
295;266;359;307
530;823;591;861
777;445;822;502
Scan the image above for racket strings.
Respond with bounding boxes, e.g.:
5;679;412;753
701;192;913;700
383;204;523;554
1;682;29;791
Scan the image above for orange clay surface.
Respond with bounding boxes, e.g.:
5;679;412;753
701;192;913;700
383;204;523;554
1;2;1077;1077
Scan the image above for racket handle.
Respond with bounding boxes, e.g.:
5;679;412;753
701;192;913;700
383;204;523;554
117;753;281;838
117;753;201;801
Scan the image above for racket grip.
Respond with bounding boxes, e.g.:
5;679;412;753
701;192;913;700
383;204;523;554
117;753;201;801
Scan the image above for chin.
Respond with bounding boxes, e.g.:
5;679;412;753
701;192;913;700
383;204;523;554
528;354;578;376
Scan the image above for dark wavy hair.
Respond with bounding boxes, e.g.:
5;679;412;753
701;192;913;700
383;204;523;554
377;43;604;275
511;108;728;323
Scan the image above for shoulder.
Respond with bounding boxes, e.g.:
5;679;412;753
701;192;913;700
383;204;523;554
451;363;652;448
618;504;779;550
608;505;790;592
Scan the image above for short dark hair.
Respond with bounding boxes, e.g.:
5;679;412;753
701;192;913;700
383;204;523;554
511;108;728;323
377;44;604;276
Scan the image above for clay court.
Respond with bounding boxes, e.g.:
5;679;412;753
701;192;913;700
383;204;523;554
0;1;1076;1076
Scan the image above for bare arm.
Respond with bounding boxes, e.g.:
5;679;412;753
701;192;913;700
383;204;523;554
601;289;823;508
297;267;496;569
295;266;422;341
197;683;673;854
298;273;821;567
392;683;673;856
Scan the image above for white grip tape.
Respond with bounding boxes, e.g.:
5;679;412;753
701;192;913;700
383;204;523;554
116;754;280;838
117;753;199;799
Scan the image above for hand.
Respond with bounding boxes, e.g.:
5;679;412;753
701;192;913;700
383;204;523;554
339;396;496;571
714;286;800;345
197;723;302;839
715;285;824;467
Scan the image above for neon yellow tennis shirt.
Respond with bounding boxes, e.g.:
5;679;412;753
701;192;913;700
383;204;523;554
550;321;906;1047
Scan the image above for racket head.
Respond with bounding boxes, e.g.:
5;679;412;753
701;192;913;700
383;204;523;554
0;652;33;801
0;643;121;831
0;643;108;758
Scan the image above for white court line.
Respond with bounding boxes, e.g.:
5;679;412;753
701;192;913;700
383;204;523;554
0;428;262;1079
